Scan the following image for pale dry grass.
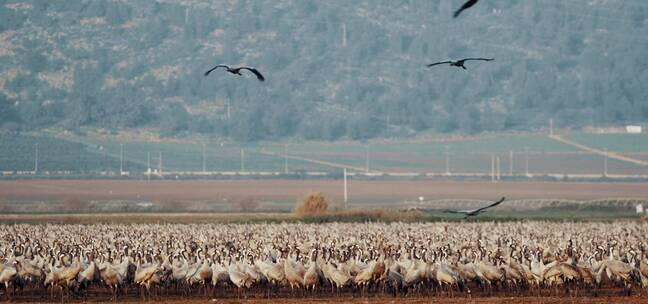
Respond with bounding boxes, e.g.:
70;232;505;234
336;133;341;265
0;213;295;224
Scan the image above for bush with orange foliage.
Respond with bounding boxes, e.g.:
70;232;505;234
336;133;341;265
294;192;329;216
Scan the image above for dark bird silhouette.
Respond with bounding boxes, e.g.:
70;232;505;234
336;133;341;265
204;64;265;81
454;0;480;18
444;197;506;218
426;58;494;70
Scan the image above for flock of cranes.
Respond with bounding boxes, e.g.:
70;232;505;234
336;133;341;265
204;0;490;82
4;1;641;302
1;221;647;300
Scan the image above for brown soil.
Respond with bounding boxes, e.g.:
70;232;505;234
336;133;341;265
2;180;648;205
165;298;648;304
5;293;647;304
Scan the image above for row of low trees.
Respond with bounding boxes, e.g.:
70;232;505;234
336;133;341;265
1;0;647;140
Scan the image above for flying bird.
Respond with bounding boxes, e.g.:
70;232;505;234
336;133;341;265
444;197;506;218
204;64;265;81
454;0;480;18
426;58;494;70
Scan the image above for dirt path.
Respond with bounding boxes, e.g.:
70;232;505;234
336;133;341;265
549;135;648;166
260;150;379;173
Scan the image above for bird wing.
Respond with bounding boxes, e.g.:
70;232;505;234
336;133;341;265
204;64;230;76
426;61;453;67
240;67;265;81
443;209;467;214
462;58;495;62
473;197;506;213
453;0;479;18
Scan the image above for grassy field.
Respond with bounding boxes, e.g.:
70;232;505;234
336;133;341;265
1;131;646;176
72;133;583;174
0;133;145;172
565;132;648;152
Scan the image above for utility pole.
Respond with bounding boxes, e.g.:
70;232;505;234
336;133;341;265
491;154;495;182
445;146;450;175
549;118;554;136
202;143;206;173
365;144;370;174
283;144;288;174
34;143;39;173
525;146;530;177
496;156;501;180
343;168;348;209
240;149;245;172
604;148;608;177
147;152;151;181
119;143;123;174
342;23;347;47
509;150;514;176
158;152;162;175
226;101;231;120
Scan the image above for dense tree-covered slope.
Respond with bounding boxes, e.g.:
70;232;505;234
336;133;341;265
1;0;647;140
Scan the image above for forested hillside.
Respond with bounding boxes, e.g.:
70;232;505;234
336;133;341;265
1;0;647;140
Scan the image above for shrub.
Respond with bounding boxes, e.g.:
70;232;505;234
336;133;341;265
0;197;12;213
294;192;329;216
155;199;185;212
62;197;89;212
237;198;260;212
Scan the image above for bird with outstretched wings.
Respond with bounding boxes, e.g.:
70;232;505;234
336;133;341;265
444;197;506;218
427;58;494;70
454;0;480;18
204;64;265;82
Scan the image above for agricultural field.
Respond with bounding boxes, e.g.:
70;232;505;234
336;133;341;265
0;133;145;173
1;180;647;221
565;132;648;153
1;132;647;177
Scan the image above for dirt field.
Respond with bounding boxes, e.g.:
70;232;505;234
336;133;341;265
5;291;647;304
148;297;648;304
4;284;648;303
7;298;648;304
2;180;648;205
